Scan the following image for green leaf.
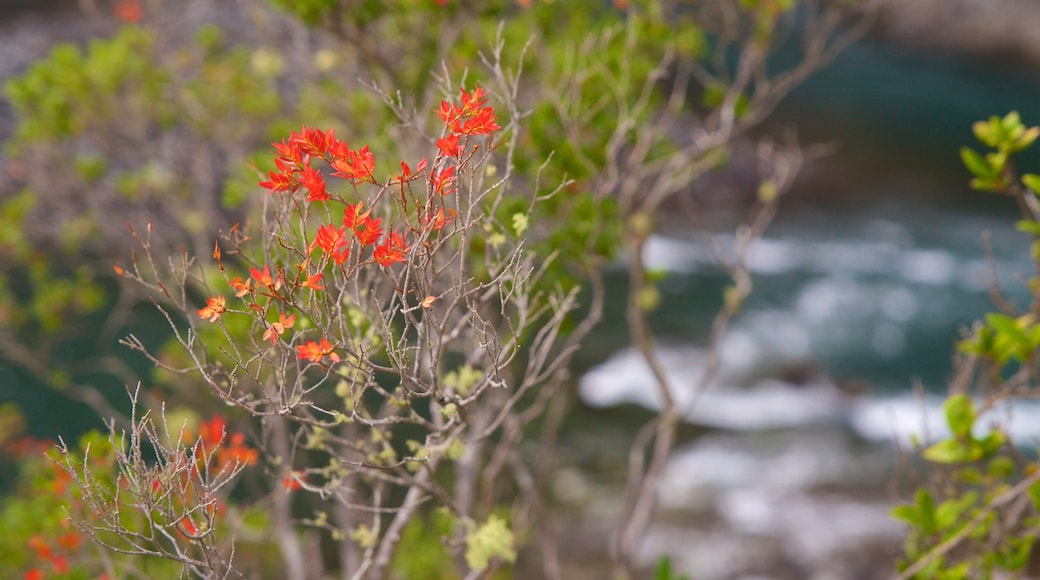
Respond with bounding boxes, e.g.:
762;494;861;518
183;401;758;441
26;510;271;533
960;147;996;179
655;555;674;580
891;504;919;526
986;313;1028;344
1001;111;1023;133
923;439;978;464
990;535;1033;571
464;515;516;572
979;430;1006;457
1015;218;1040;235
1027;480;1040;511
969;177;1009;193
943;394;975;439
974;116;1002;147
1011;126;1040;152
915;488;937;534
1023;174;1040;196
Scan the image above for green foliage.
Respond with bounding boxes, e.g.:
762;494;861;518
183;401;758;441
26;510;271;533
897;111;1040;578
654;555;691;580
391;509;456;579
5;26;166;145
464;514;516;572
920;393;1004;464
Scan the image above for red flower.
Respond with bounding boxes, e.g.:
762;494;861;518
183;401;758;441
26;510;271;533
459;86;491;114
313;224;350;265
250;265;282;291
373;232;409;267
258;157;297;194
436;86;500;136
272;138;304;168
28;536;51;560
24;569;44;580
436;134;462;157
422;207;456;231
199;416;226;450
113;0;143;23
196;296;227;323
355;216;383;247
282;471;304;491
49;556;68;574
435;99;460;127
343;202;371;231
301;272;325;291
458;106;501;136
297;339;340;363
291;126;336;158
299;164;329;202
330;145;375;183
431;165;456;196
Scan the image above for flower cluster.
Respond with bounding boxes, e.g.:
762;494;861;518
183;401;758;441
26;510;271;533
435;86;501;139
258;126;376;197
25;532;85;579
193;415;259;470
194;87;501;372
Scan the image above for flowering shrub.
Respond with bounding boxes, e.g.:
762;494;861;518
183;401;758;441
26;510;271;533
73;77;592;577
1;414;261;579
4;0;871;577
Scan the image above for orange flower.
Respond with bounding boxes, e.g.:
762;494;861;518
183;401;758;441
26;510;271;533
56;532;82;551
431;166;456;196
313;224;350;265
229;276;253;298
436;86;500;136
342;202;370;230
421;207;456;231
458;106;501;136
296;339;339;363
196;296;226;322
259;157;297;194
330;144;375;183
291;126;337;157
301;272;325;291
218;433;259;468
262;311;296;345
355;216;384;247
250;265;282;291
299;164;329;202
373;232;409;267
282;471;304;491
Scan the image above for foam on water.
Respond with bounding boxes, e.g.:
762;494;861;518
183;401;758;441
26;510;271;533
579;343;1040;445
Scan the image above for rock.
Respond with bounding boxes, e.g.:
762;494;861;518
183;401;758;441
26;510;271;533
873;0;1040;67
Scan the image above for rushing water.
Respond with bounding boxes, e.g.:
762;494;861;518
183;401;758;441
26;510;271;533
571;37;1040;578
